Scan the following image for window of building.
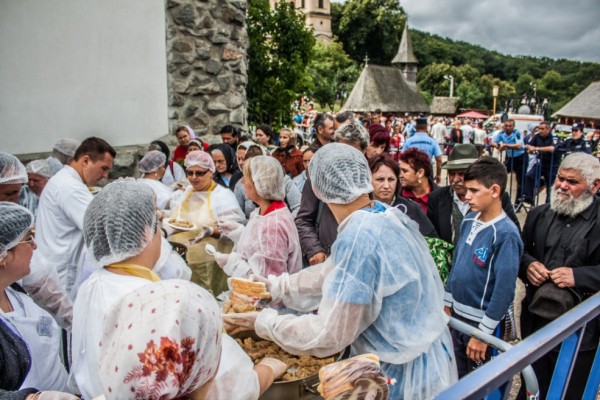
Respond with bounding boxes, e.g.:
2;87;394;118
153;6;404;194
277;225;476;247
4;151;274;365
318;0;323;8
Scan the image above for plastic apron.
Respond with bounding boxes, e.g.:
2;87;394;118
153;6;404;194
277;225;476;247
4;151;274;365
1;287;69;391
170;183;233;296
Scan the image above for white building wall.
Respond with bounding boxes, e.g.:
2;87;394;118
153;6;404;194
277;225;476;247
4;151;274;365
0;0;168;155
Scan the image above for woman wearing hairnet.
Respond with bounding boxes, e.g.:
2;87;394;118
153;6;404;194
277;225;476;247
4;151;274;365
98;280;286;399
224;144;457;399
138;150;173;210
0;202;76;398
71;180;166;398
168;151;245;296
208;156;302;278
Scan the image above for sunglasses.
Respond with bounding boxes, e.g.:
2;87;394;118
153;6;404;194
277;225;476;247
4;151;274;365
186;169;210;178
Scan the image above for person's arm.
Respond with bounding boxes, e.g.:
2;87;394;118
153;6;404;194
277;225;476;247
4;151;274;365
62;185;93;230
295;178;327;261
22;255;73;329
255;300;374;358
501;192;521;231
519;206;546;283
479;237;521;335
283;176;302;218
435;156;442;184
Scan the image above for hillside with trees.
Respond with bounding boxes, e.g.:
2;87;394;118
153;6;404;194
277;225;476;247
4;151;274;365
247;0;600;125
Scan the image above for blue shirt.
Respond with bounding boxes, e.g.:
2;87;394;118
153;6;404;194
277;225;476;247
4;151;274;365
493;129;525;158
445;212;523;334
404;121;416;137
403;132;442;160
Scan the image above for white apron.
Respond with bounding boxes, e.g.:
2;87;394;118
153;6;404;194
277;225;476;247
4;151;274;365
1;287;69;391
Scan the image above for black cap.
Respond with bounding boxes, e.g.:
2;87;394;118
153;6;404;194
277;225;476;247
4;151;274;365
416;117;428;126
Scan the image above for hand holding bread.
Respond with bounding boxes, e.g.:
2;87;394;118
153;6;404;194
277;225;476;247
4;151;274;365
317;354;389;400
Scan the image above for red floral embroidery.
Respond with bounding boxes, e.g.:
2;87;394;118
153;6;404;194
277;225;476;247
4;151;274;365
122;336;198;398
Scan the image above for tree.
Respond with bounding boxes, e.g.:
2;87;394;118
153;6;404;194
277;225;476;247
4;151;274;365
306;40;360;111
334;0;406;65
246;0;315;127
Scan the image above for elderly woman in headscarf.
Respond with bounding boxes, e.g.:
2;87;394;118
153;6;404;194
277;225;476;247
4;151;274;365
0;203;75;396
98;280;286;399
19;157;63;215
138;150;173;210
71;180;165;398
149;140;186;186
168;151;245;295
208;143;243;190
208;156;302;279
223;144;457;399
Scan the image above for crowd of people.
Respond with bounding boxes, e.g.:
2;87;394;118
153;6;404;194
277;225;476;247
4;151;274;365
0;109;599;400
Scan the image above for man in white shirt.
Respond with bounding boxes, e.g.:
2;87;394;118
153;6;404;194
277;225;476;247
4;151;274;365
33;137;115;293
431;118;448;153
459;119;475;144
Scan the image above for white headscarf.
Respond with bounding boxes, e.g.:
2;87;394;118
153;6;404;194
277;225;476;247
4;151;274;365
99;280;222;399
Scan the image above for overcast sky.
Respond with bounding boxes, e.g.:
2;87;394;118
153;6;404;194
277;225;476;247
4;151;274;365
333;0;600;63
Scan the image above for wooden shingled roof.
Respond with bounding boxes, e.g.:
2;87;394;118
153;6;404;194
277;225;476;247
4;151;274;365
553;81;600;119
341;64;429;113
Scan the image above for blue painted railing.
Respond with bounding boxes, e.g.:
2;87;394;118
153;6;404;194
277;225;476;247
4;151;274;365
436;292;600;400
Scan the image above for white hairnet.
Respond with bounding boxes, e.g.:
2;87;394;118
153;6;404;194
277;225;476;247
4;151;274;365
0;202;33;259
99;280;222;399
26;157;63;179
139;150;167;174
184;150;215;172
247;156;285;201
308;143;373;204
53;138;81;157
0;151;27;185
84;180;157;266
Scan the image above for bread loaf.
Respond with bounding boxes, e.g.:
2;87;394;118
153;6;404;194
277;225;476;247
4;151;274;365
231;277;270;299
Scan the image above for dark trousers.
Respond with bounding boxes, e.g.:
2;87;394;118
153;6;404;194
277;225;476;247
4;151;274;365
523;167;557;204
505;154;527;201
449;316;496;378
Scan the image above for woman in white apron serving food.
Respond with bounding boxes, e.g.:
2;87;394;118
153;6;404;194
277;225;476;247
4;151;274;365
168;150;245;296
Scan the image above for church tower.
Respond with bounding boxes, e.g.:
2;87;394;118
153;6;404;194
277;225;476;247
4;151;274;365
391;23;418;90
270;0;333;42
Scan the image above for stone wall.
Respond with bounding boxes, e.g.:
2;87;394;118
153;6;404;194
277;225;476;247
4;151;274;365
166;0;248;138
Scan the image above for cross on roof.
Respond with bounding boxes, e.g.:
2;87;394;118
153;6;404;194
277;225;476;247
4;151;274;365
364;54;369;65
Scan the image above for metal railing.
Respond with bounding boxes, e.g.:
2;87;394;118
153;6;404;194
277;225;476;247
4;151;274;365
436;292;600;399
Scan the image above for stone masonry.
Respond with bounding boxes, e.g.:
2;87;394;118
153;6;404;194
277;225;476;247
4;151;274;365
166;0;248;138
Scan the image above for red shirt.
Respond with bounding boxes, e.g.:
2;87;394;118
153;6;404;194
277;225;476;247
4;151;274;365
401;188;429;214
262;200;286;216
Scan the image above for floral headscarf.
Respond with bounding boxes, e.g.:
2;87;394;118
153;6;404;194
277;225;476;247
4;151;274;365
99;280;222;399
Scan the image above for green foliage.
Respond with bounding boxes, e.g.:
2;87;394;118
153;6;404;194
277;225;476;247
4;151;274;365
334;0;406;65
246;0;315;128
411;29;600;111
306;40;361;111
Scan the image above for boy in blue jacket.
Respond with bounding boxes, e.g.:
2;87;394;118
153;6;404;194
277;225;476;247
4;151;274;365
444;156;523;377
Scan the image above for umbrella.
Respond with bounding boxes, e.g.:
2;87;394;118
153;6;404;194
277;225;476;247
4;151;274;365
456;110;489;119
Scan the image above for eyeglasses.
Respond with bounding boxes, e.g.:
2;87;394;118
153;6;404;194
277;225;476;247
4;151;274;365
18;230;35;246
186;169;210;178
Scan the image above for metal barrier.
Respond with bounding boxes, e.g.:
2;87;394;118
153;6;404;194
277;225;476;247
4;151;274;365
436;292;600;400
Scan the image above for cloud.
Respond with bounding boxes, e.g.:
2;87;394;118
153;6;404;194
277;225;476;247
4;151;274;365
400;0;600;62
